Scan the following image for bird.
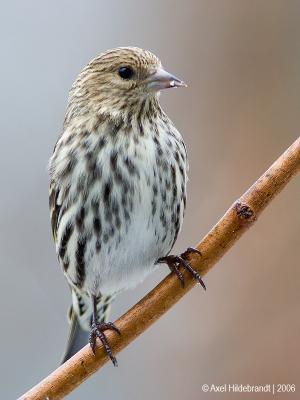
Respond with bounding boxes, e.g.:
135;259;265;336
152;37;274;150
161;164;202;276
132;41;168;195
49;47;205;367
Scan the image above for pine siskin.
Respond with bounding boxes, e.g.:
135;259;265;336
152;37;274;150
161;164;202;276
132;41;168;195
49;47;205;366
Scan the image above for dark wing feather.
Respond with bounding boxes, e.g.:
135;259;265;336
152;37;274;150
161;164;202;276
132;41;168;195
49;181;61;242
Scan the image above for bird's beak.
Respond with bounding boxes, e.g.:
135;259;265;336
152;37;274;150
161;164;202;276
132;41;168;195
146;68;187;91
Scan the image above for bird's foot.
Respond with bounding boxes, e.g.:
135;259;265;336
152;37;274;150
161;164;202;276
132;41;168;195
157;247;206;290
89;322;121;367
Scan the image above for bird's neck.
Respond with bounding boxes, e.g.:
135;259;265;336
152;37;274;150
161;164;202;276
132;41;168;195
64;94;163;131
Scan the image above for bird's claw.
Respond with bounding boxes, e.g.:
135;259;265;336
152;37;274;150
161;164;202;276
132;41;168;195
89;322;121;367
182;247;202;258
157;247;206;290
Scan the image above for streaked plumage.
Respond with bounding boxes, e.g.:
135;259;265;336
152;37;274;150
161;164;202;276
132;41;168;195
49;47;203;366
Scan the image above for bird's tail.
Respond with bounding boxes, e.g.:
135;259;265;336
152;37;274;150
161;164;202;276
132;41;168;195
60;289;114;364
60;307;89;364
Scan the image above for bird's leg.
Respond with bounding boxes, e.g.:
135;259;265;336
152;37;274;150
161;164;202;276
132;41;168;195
156;247;206;290
89;295;121;367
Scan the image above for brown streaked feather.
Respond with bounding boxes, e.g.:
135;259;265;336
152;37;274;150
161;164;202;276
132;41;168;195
49;182;61;242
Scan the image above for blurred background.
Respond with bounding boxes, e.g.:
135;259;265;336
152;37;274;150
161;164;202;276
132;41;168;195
0;1;299;399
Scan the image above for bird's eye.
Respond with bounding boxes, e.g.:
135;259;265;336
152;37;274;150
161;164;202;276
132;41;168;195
118;66;134;80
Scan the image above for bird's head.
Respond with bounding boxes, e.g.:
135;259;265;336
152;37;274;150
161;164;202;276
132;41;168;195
65;47;186;125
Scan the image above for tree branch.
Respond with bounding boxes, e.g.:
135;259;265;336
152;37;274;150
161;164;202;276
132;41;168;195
20;137;300;400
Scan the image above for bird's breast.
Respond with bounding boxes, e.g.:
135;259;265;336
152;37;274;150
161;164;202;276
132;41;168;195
52;117;188;295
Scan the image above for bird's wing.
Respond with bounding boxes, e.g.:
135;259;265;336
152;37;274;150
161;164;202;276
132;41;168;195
49;180;91;363
49;181;61;242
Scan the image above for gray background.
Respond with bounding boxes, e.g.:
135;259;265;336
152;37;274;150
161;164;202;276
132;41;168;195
0;1;299;399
